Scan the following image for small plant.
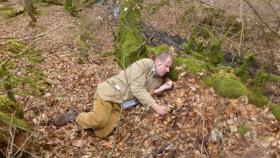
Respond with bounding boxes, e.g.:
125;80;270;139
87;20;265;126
237;125;251;136
182;26;224;66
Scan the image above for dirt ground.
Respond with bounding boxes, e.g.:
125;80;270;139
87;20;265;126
0;0;280;157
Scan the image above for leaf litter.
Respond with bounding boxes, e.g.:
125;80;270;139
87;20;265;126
0;0;279;157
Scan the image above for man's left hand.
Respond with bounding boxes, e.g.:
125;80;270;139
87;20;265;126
161;79;173;90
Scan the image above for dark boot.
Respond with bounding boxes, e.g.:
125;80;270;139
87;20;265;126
52;108;78;127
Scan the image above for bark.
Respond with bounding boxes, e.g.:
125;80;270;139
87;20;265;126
64;0;76;16
23;0;36;24
114;0;146;68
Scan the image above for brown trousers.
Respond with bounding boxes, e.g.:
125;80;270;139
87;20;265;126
76;95;121;138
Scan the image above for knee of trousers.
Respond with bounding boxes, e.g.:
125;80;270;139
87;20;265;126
76;112;110;129
94;115;111;129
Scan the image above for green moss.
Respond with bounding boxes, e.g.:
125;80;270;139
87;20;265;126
270;74;280;82
248;90;268;107
147;44;169;57
114;0;146;68
182;29;205;55
174;57;206;75
235;54;256;82
216;65;234;73
237;126;251;135
0;111;28;130
0;96;23;118
1;39;46;98
250;71;269;92
6;40;26;54
204;73;247;98
269;104;280;121
64;0;77;16
0;6;16;18
182;27;223;66
208;38;223;66
166;65;179;81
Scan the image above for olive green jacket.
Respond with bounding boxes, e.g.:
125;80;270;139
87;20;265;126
96;58;163;107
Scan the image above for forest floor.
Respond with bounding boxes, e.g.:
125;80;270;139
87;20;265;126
0;1;280;157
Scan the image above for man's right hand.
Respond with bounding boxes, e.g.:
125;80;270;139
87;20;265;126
151;103;167;115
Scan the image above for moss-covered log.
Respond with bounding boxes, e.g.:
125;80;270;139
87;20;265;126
114;0;146;68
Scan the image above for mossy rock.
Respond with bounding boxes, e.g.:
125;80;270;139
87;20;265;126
270;104;280;121
204;73;247;98
0;96;23;118
174;57;206;75
248;90;268;107
114;0;146;68
0;111;28;130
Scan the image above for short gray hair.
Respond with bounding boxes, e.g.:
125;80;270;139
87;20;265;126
155;51;171;62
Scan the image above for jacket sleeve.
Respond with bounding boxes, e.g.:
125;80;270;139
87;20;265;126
129;60;156;107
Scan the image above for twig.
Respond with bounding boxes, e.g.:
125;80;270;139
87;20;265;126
0;23;63;45
7;115;16;158
238;0;244;57
200;119;205;155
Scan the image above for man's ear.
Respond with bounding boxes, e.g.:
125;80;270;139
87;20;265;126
155;58;160;65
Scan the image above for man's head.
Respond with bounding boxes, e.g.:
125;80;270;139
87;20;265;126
154;52;173;77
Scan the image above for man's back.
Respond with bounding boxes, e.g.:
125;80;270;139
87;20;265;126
96;58;163;107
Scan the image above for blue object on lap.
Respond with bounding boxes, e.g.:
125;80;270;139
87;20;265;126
121;98;138;109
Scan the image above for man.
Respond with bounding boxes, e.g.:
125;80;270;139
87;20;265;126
56;51;173;138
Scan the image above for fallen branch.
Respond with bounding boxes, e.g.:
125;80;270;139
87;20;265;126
0;23;63;45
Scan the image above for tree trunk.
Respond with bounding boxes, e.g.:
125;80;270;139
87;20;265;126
23;0;37;24
114;0;147;68
64;0;76;16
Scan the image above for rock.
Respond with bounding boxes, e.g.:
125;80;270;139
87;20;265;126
209;129;223;143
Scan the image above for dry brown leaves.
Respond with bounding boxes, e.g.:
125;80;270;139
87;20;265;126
1;0;280;157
